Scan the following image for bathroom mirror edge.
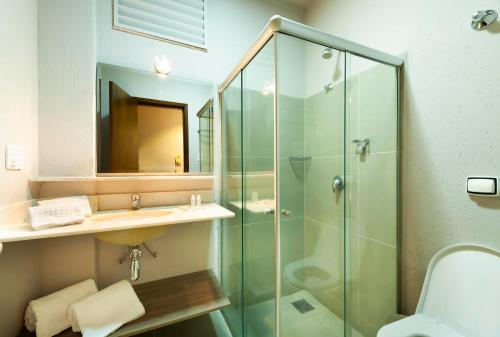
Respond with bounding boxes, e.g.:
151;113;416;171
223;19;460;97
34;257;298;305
95;63;216;176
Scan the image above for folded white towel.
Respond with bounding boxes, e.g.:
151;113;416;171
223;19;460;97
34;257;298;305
38;196;92;217
24;279;98;337
28;205;84;230
68;280;145;337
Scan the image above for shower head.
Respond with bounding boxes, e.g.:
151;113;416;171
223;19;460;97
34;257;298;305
471;10;498;31
322;48;333;59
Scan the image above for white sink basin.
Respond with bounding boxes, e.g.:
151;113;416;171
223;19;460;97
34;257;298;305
92;209;173;246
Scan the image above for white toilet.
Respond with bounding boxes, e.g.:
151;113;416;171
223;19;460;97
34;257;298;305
284;256;338;292
377;244;500;337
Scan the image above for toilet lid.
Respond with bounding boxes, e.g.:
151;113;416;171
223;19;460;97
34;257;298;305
416;244;500;337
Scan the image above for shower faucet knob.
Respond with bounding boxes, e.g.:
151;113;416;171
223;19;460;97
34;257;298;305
352;138;370;155
332;175;345;193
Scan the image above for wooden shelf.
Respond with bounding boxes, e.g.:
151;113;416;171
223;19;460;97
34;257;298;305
18;270;230;337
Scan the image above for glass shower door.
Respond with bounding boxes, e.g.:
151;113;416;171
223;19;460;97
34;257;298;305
241;38;277;337
276;33;347;337
346;54;399;337
221;73;244;337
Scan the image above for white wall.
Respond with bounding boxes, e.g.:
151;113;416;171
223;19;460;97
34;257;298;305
0;2;40;335
38;0;96;176
306;0;500;314
97;0;304;84
0;0;38;205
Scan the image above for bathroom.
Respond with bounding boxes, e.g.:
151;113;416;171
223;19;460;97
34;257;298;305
0;0;499;336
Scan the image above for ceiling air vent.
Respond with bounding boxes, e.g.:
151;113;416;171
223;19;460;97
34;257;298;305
113;0;207;51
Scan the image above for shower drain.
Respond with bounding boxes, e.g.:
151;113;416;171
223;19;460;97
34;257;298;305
291;299;315;314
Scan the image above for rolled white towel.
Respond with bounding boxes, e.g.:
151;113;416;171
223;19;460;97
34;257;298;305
28;205;84;230
38;196;92;217
25;279;98;337
68;280;145;337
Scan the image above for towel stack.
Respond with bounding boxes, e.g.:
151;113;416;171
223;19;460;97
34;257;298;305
25;280;98;337
25;279;145;337
28;196;92;230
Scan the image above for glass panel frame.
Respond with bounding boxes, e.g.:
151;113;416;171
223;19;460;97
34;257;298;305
276;32;348;337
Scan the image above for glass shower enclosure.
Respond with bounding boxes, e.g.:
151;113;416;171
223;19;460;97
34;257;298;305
219;16;402;337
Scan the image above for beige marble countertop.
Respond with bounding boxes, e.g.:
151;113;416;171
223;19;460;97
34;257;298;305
0;203;234;243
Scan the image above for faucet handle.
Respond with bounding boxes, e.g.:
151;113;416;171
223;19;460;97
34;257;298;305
352;138;370;155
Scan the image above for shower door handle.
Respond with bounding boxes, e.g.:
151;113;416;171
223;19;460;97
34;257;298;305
332;175;345;192
280;209;291;216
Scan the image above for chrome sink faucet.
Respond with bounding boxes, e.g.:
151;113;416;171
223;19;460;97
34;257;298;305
131;193;141;210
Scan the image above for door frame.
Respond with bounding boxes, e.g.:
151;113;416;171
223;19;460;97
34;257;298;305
134;97;190;172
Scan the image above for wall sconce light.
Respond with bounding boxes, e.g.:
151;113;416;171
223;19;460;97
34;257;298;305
154;56;171;75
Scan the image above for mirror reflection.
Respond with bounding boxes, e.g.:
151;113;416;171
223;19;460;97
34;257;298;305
96;63;214;174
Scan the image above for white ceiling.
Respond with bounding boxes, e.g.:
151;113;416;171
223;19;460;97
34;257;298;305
282;0;311;8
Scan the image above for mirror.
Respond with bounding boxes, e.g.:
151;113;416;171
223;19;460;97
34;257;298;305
96;63;214;175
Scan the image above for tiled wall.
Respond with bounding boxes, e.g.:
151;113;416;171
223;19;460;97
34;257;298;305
300;60;398;337
347;62;398;337
302;80;346;319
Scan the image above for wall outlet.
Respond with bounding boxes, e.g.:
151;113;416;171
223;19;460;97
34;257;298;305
5;145;24;170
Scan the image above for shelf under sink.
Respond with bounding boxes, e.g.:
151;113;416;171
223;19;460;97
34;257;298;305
18;270;230;337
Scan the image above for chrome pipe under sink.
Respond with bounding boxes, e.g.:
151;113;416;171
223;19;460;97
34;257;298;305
129;246;143;281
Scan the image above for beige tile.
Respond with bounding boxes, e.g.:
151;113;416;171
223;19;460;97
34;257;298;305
304;82;345;157
347;153;360;235
358;237;397;332
38;181;98;198
97;190;213;211
303;218;344;315
244;89;274;159
280;220;306;297
358;64;398;154
245;220;275;303
280;217;305;273
347;230;360;328
347;74;360;156
221;218;243;308
358;317;379;337
358;152;397;245
279;95;305;158
33;177;214;198
280;157;304;220
96;177;213;194
304;156;344;227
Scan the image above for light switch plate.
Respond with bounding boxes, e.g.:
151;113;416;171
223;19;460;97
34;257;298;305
5;145;24;170
466;176;498;197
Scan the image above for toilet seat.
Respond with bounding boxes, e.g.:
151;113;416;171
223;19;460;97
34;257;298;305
377;244;500;337
284;256;338;291
377;314;464;337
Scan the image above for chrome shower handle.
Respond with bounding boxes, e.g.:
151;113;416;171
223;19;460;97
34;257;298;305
332;175;344;192
352;138;370;155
